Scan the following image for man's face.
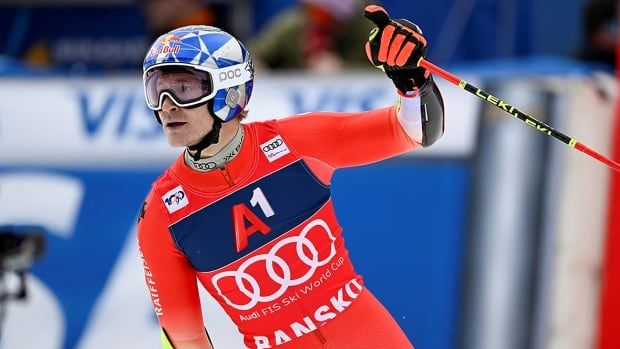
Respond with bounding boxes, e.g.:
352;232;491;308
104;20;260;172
158;97;214;147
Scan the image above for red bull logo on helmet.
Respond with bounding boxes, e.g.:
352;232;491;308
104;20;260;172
148;35;181;57
161;35;181;45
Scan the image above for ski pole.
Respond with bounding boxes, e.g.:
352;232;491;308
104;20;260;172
419;58;620;172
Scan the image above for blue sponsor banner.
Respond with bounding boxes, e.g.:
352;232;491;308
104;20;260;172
333;161;470;349
0;168;158;348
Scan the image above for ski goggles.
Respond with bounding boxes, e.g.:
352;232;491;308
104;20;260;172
143;62;252;111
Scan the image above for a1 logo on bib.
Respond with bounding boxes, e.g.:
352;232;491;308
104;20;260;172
162;185;189;213
260;135;290;162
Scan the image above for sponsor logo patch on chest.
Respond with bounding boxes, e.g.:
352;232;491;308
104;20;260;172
162;185;189;213
260;135;290;162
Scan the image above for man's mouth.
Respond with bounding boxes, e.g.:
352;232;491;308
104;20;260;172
165;121;187;128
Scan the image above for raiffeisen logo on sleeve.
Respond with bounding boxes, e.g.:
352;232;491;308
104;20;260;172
260;135;290;162
162;185;189;213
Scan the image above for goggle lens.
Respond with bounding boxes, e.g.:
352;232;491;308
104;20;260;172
144;67;213;110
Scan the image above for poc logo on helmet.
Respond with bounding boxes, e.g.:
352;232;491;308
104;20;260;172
162;185;189;213
219;68;242;82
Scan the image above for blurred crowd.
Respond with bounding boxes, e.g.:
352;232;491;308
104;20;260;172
0;0;616;73
0;0;377;73
576;0;617;70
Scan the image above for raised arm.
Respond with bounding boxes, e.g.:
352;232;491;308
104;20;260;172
275;104;412;169
274;4;444;170
137;192;213;349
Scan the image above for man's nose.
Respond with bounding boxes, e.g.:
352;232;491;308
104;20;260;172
161;95;179;112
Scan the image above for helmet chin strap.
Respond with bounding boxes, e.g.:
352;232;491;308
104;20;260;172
155;100;224;161
187;100;223;161
187;117;222;160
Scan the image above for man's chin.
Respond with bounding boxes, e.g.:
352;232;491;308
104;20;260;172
165;137;189;148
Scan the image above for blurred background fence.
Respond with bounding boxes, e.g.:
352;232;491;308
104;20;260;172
0;1;617;349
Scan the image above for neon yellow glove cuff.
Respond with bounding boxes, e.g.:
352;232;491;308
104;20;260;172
160;328;174;349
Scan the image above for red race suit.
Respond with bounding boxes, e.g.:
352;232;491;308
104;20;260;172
138;106;418;349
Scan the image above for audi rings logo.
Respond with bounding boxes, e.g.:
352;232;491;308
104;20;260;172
260;135;290;162
262;139;283;152
211;219;337;311
188;160;218;171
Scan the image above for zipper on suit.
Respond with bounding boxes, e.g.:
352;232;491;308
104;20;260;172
220;166;235;187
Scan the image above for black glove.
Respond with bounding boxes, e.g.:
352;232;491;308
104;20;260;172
364;5;431;95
